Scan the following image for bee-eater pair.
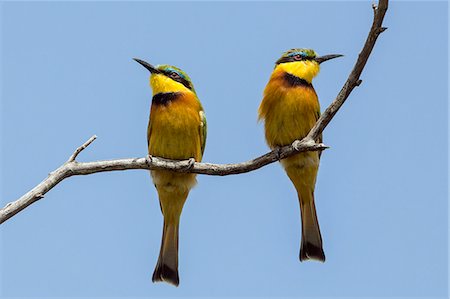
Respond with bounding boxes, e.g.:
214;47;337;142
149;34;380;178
134;48;341;286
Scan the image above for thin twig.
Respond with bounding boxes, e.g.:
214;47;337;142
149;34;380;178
306;0;388;140
0;0;388;225
67;135;97;162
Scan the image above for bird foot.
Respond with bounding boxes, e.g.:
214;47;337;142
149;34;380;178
292;140;302;151
274;147;282;160
293;139;315;152
183;158;196;171
145;154;153;166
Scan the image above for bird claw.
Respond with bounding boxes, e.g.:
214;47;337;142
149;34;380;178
293;139;315;152
274;147;282;160
145;154;153;166
184;158;196;170
292;140;302;151
183;158;195;171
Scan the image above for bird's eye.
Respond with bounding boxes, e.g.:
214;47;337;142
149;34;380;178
170;72;180;79
293;54;303;61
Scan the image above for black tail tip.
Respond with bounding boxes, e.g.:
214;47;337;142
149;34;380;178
152;264;180;287
300;242;326;262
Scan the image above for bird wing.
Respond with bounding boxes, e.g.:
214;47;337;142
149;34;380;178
147;117;152;147
315;109;323;159
199;110;207;158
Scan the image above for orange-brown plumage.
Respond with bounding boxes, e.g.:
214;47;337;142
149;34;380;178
258;49;342;262
259;67;320;148
135;59;206;286
148;92;203;162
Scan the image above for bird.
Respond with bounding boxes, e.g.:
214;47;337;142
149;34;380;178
134;58;207;286
258;48;342;262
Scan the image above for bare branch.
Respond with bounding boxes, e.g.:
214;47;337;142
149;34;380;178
67;135;97;162
306;0;388;141
0;0;388;225
0;139;326;224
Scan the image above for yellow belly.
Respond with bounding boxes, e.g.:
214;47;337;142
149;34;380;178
148;93;202;191
148;98;202;161
259;78;321;189
259;83;320;148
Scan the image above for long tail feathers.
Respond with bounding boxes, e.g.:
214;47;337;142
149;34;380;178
152;221;180;286
299;194;325;262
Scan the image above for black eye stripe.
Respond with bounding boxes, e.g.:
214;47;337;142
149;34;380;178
163;70;192;90
275;55;314;65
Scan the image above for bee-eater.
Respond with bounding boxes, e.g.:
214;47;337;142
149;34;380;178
258;49;342;262
134;58;207;286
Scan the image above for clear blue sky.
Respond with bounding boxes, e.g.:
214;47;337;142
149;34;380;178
0;1;448;298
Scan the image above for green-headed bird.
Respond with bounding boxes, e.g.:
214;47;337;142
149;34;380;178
258;49;342;262
134;58;207;286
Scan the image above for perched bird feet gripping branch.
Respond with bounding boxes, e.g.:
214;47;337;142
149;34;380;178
145;154;153;166
274;146;283;161
183;158;196;171
292;140;303;152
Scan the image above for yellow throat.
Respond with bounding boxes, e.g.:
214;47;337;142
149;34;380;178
150;73;193;95
274;60;320;83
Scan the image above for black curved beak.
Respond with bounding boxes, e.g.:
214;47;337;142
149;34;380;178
315;54;343;64
133;58;160;74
